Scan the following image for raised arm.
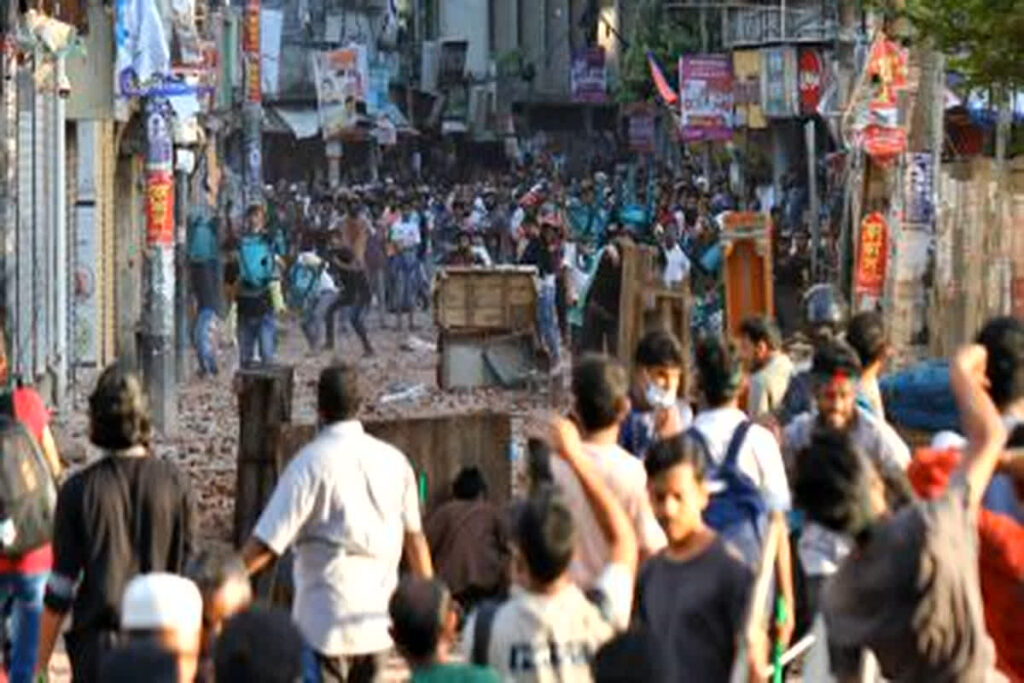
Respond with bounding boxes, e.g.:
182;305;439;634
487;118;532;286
950;344;1007;510
547;417;638;574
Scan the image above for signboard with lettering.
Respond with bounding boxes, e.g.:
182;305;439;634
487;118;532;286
855;212;889;298
679;54;734;141
571;48;607;103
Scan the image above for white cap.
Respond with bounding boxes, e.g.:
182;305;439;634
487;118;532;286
931;431;967;451
121;573;203;634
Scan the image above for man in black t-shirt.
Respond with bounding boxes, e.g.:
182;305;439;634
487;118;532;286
34;365;194;683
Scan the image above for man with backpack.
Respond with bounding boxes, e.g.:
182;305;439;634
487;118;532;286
687;336;795;646
0;328;62;683
236;202;279;367
186;210;222;377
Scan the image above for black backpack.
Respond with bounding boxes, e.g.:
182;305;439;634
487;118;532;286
0;392;57;557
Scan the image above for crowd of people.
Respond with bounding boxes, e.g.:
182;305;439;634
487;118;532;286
186;161;821;373
0;286;1021;682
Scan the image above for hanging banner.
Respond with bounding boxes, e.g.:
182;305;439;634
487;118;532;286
243;0;260;101
628;112;655;153
904;152;935;226
798;48;824;114
260;8;283;97
855;212;889;298
367;64;390;115
146;170;175;245
571;47;607;103
314;45;369;136
733;50;765;129
761;46;798;118
845;33;909;164
678;54;734;142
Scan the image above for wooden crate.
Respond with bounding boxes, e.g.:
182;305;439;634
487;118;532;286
615;241;692;395
721;211;774;336
433;266;538;332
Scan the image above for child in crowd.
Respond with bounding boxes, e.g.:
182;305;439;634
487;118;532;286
461;417;637;682
636;433;755;682
389;576;499;682
619;329;693;458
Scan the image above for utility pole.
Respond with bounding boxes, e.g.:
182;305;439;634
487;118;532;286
1;15;17;328
53;54;68;403
141;97;178;435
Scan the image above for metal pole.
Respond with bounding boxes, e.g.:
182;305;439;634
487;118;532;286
174;163;188;382
142;97;177;435
53;55;68;404
805;118;818;279
1;26;17;329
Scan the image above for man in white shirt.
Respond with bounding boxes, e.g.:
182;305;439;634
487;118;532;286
552;355;665;588
462;417;636;682
242;364;433;683
689;336;796;645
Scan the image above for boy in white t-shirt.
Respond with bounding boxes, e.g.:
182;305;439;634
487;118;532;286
461;417;637;683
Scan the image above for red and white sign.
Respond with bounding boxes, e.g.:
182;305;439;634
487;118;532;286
798;48;823;114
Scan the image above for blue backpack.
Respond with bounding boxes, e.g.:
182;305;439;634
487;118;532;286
287;261;321;310
687;422;767;532
187;215;218;263
238;235;275;290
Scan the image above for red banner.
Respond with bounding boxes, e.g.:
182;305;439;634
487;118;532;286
146;170;174;246
855;212;888;296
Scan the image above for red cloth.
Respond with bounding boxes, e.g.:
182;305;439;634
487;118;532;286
0;387;54;574
908;448;1024;683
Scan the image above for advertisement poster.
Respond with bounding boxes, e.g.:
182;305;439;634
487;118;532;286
760;46;798;118
905;152;935;226
678;54;734;141
798;48;823;114
146;170;174;245
845;33;909;164
571;48;607;103
314;45;369;136
732;50;765;129
855;212;889;297
628;113;655;153
367;64;390;115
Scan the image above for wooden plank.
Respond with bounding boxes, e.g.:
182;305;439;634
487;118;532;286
232;365;294;547
275;413;514;513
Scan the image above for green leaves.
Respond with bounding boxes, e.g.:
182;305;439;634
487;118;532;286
902;0;1024;91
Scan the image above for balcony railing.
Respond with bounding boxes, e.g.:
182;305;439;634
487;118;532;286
723;4;838;48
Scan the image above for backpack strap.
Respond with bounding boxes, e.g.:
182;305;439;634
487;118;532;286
685;426;712;464
723;420;754;470
471;600;501;667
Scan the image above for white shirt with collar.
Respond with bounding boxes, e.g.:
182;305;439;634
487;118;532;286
691;406;791;511
253;420;422;656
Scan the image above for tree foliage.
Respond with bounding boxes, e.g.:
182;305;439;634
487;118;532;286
616;0;704;102
901;0;1024;93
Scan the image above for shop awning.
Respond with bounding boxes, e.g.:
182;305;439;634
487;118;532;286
268;106;321;139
